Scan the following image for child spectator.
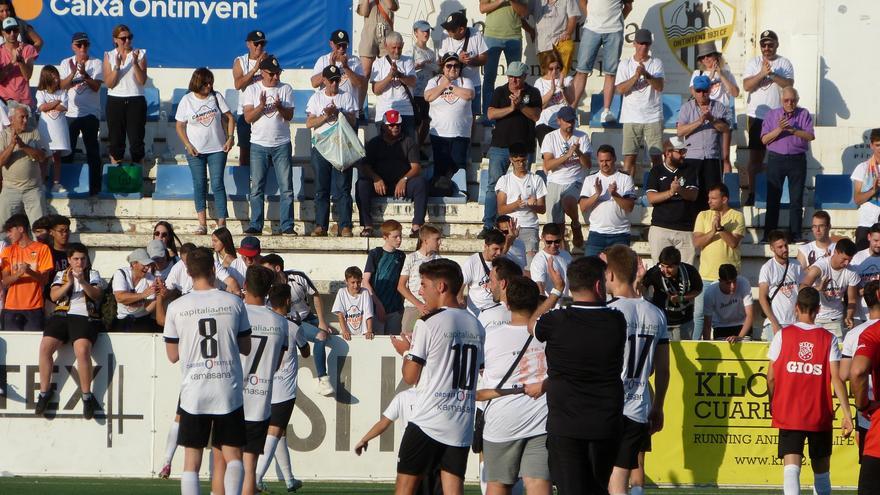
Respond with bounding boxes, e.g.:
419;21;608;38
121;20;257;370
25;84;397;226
333;266;374;340
495;142;547;264
0;213;53;330
398;223;442;334
47;214;71;274
35;65;70;193
363;220;406;335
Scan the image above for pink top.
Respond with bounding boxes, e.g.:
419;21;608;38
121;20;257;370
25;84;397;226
0;43;38;105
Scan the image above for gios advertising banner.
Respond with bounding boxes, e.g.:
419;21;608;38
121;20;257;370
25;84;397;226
17;0;351;68
647;341;859;487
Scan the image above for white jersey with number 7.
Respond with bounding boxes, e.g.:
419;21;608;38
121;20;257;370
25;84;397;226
241;305;290;422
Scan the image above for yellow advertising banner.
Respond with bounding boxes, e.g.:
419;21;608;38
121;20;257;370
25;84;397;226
646;342;859;487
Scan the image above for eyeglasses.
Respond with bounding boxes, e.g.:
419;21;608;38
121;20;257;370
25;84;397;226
52;227;70;234
672;148;687;154
117;35;133;42
154;231;169;238
74;42;90;48
782;98;797;103
253;41;266;47
444;63;461;69
544;239;562;245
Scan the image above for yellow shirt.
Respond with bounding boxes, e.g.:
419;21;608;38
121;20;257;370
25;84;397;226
694;208;746;280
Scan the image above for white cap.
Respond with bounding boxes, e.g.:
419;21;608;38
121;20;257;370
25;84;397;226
668;136;688;150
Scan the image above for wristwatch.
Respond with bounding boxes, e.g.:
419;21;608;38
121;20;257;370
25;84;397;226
715;226;724;232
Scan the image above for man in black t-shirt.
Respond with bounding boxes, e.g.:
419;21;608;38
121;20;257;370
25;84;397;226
526;255;626;494
480;61;541;239
642;246;703;340
355;110;428;238
645;138;699;264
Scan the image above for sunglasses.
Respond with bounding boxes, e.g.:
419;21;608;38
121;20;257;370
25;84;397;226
74;42;90;48
695;89;709;94
154;231;169;238
386;123;401;128
444;63;461;69
545;239;562;245
253;41;266;47
3;28;18;33
117;35;133;42
760;42;775;48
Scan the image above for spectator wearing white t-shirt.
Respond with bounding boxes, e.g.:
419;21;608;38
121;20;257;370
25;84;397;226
530;223;572;297
231;30;268;167
578;144;635;257
397;224;442;334
112;248;160;332
424;52;474;180
59;32;104;195
614;28;664;176
533;54;574;145
174;68;235;234
332;266;375;339
741;29;794;206
496;215;529;274
241;55;295;236
459;230;506;316
370;32;417;137
35;66;71;194
797;211;836;268
102;24;148;165
439;11;488;116
496;142;546;260
703;265;753;342
690;41;739;173
799;238;859;338
306;65;360;238
850;225;880;323
851;130;880;250
758;231;802;341
310;30;368;118
540;105;591;249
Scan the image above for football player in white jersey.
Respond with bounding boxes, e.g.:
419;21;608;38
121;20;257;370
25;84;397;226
391;258;485;495
604;245;670;495
162;247;252;495
255;284;310;493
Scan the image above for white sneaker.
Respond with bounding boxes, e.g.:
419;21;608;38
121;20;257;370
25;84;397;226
286;478;304;492
600;108;616;123
316;376;335;397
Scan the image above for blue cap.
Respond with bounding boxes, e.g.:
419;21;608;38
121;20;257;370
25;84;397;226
692;75;712;92
557;106;577;122
413;20;432;32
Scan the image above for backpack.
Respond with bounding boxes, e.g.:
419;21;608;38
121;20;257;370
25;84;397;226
100;269;123;330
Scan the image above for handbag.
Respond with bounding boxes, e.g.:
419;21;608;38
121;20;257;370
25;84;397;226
386;55;422;123
312;116;366;172
106;164;142;194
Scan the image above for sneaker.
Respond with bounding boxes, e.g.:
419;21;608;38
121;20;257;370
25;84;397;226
83;394;101;420
244;227;262;235
316;376;335;396
600;108;616;123
194;225;208;235
476;227;493;240
287;478;304;492
159;463;172;479
281;228;299;236
51;183;68;193
35;390;53;416
311;226;327;237
256;480;269;493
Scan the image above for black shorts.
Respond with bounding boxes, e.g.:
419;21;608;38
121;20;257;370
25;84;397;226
860;455;880;494
43;314;101;344
178;406;246;450
614;417;650;469
269;398;296;429
641;430;653;453
546;433;617;495
777;429;832;460
748;117;765;151
244;419;271;454
397;423;469;479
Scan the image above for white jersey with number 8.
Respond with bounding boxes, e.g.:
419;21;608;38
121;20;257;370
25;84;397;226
163;289;251;415
407;307;485;447
241;305;290;422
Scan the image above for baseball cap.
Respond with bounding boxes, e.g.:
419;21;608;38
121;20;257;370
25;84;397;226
71;32;89;43
331;29;350;45
413;20;432;32
259;55;282;73
127;248;154;266
441;11;467;31
668;136;688;150
759;30;778;43
239;236;261;257
692;75;712;92
557;106;577;122
146;240;167;261
246;30;267;43
2;18;19;31
384;109;402;125
634;28;653;44
440;52;460;65
322;65;342;81
506;61;528;78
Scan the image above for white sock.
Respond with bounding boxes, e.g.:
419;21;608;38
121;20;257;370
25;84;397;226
813;471;831;495
275;437;293;481
181;471;200;495
224;459;244;495
164;421;180;465
480;460;487;495
784;464;802;495
631;487;645;495
255;435;280;483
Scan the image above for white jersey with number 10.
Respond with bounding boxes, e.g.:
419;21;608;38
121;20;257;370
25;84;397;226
163;289;251;415
241;305;290;422
408;307;485;447
608;296;669;424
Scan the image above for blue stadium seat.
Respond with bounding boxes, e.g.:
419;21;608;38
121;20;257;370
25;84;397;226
754;173;790;209
224;89;240;116
99;164;143;199
153;164;194;200
168;88;188;122
46;163;90;199
224;166;295;201
588;94;623;128
724;173;741;209
293;90;313;123
814;174;857;209
145;87;161;122
662;94;682;129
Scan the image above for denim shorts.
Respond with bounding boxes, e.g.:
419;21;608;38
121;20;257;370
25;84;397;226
575;28;623;75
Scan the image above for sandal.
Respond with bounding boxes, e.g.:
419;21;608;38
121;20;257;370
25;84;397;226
360;227;374;237
194;225;208;235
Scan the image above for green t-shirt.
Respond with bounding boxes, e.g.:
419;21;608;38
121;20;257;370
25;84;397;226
482;0;524;40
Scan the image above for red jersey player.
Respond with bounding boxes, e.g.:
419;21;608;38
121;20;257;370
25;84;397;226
852;292;880;494
767;287;853;495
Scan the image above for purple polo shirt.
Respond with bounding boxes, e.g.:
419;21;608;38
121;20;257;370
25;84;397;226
760;107;814;155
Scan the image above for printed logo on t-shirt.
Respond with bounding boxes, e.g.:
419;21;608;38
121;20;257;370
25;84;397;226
263;95;278;118
779;281;796;298
798;341;814;361
193;104;217;127
442;86;460;104
46;98;62;120
632;78;651;93
821;277;842;300
346;305;364;332
860;265;880;285
73;80;89;94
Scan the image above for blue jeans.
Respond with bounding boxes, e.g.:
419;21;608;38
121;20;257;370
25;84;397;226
311;147;354;230
483;37;523;115
301;314;328;377
249;142;294;232
575;28;623;75
693;279;712;340
186;151;228;219
584;231;631;257
482;146;534;229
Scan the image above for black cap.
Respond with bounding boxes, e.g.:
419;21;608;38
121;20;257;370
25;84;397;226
634;28;653;44
330;29;350;45
322;65;342;81
440;52;460;65
759;30;778;43
441;11;467;31
71;32;89;43
246;30;267;43
259;55;282;73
